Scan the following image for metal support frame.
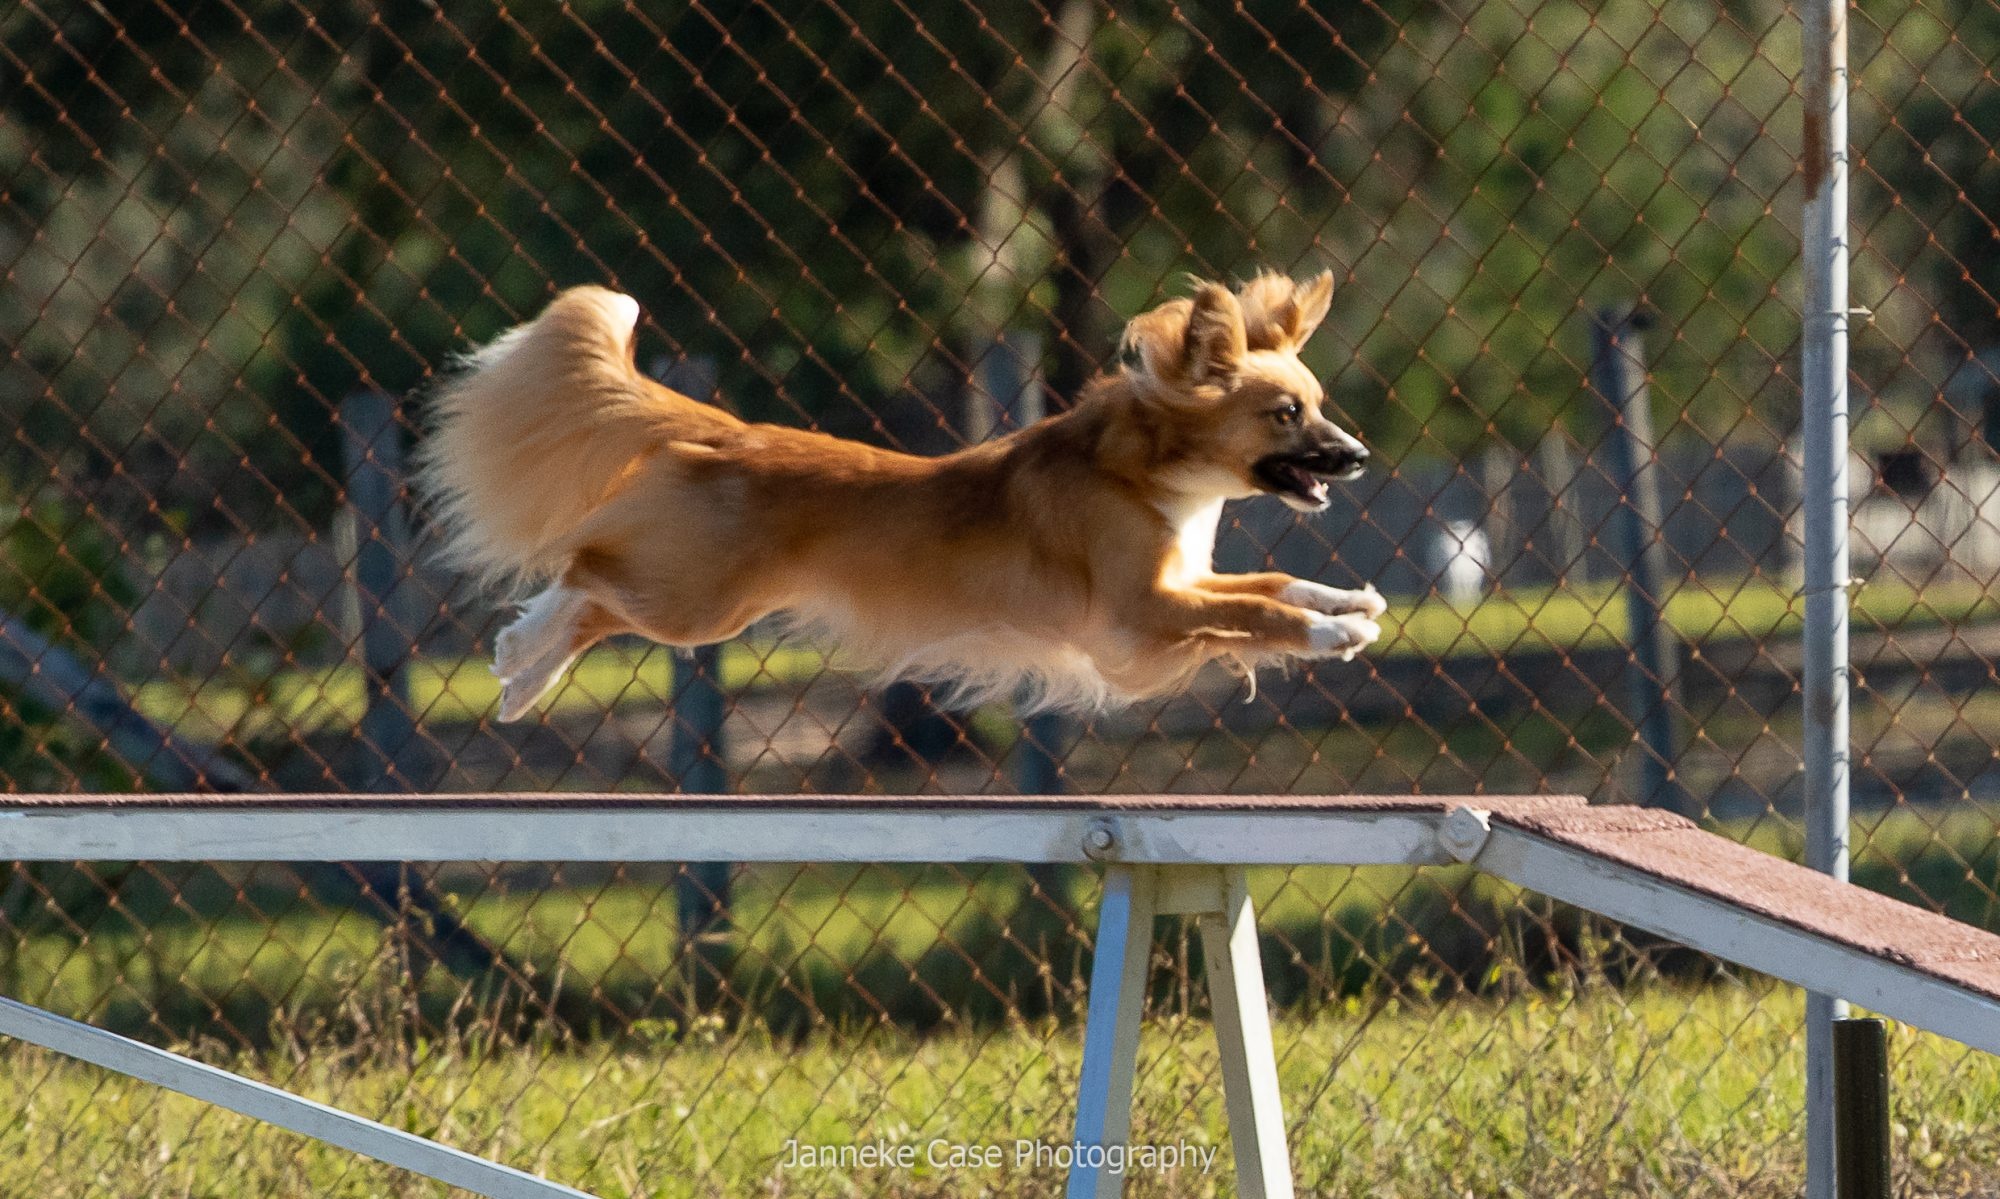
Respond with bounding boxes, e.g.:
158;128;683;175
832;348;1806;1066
6;797;2000;1197
1069;864;1291;1199
0;996;590;1199
1069;864;1155;1199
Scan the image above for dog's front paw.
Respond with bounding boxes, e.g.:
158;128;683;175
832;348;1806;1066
1282;580;1388;619
1306;612;1381;661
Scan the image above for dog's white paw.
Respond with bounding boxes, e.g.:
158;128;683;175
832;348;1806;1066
493;642;582;722
1346;583;1388;619
496;677;537;723
1306;612;1381;661
489;587;591;722
492;621;534;680
1282;580;1388;619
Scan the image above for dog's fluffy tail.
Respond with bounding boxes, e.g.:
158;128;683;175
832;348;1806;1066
415;285;665;590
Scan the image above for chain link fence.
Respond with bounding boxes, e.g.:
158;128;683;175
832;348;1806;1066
5;0;2000;1194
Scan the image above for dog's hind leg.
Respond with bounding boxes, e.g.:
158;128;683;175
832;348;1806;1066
492;585;598;722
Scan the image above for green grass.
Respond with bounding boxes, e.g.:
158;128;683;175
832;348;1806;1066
4;982;1998;1197
127;575;2000;741
129;638;837;745
1385;573;1998;661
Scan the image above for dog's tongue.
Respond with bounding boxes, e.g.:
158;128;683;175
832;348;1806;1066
1287;464;1328;505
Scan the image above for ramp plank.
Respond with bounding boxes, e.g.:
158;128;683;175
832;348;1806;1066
1484;805;2000;1002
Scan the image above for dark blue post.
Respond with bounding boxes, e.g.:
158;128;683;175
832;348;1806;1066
342;390;419;792
1833;1018;1891;1199
977;333;1073;798
1589;308;1688;817
651;358;733;951
338;392;506;983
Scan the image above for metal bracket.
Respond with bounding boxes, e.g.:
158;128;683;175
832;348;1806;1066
1798;575;1865;599
1439;807;1493;863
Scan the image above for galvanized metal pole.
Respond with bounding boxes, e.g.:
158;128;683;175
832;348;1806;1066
1800;0;1851;1193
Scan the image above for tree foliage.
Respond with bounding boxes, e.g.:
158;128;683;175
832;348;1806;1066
3;0;1993;519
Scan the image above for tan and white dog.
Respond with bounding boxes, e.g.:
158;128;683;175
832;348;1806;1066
418;273;1384;721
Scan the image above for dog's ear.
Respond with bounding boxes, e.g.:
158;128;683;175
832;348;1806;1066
1290;270;1334;345
1120;297;1195;384
1182;282;1247;383
1238;270;1334;352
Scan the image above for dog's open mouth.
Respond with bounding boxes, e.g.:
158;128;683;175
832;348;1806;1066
1253;453;1363;512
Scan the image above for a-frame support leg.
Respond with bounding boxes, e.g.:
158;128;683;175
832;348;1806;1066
1068;863;1155;1199
1067;864;1293;1199
1197;867;1294;1199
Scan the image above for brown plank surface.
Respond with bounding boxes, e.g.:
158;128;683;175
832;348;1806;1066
1490;804;2000;1002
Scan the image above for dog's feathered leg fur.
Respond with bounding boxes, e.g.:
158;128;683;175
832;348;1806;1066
1134;588;1380;682
1197;573;1388;619
493;585;593;721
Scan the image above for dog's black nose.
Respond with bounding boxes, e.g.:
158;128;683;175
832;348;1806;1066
1325;444;1368;477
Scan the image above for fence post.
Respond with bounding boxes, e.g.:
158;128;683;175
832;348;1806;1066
339;391;523;989
1801;0;1853;1189
341;390;420;793
651;359;733;968
341;390;422;989
980;332;1072;799
1588;309;1687;817
1536;434;1587;587
1833;1018;1891;1199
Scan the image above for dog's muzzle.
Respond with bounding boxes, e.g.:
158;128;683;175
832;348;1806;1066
1253;439;1368;512
1315;443;1369;480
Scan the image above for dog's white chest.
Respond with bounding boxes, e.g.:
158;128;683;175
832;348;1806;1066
1160;498;1224;587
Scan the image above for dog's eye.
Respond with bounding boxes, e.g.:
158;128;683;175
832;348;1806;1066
1271;400;1303;425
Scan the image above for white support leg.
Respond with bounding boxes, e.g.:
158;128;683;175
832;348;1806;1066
1197;867;1294;1199
1069;865;1294;1199
1068;863;1156;1199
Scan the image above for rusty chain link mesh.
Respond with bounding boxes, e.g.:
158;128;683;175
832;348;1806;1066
5;0;2000;1195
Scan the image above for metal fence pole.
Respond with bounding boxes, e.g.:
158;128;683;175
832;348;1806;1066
651;359;733;963
340;390;519;984
1589;308;1687;817
340;391;418;972
986;331;1072;799
1801;0;1853;1191
341;390;419;792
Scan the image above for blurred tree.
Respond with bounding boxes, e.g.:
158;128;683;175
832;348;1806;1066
4;0;1894;513
1850;0;2000;447
0;483;143;789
